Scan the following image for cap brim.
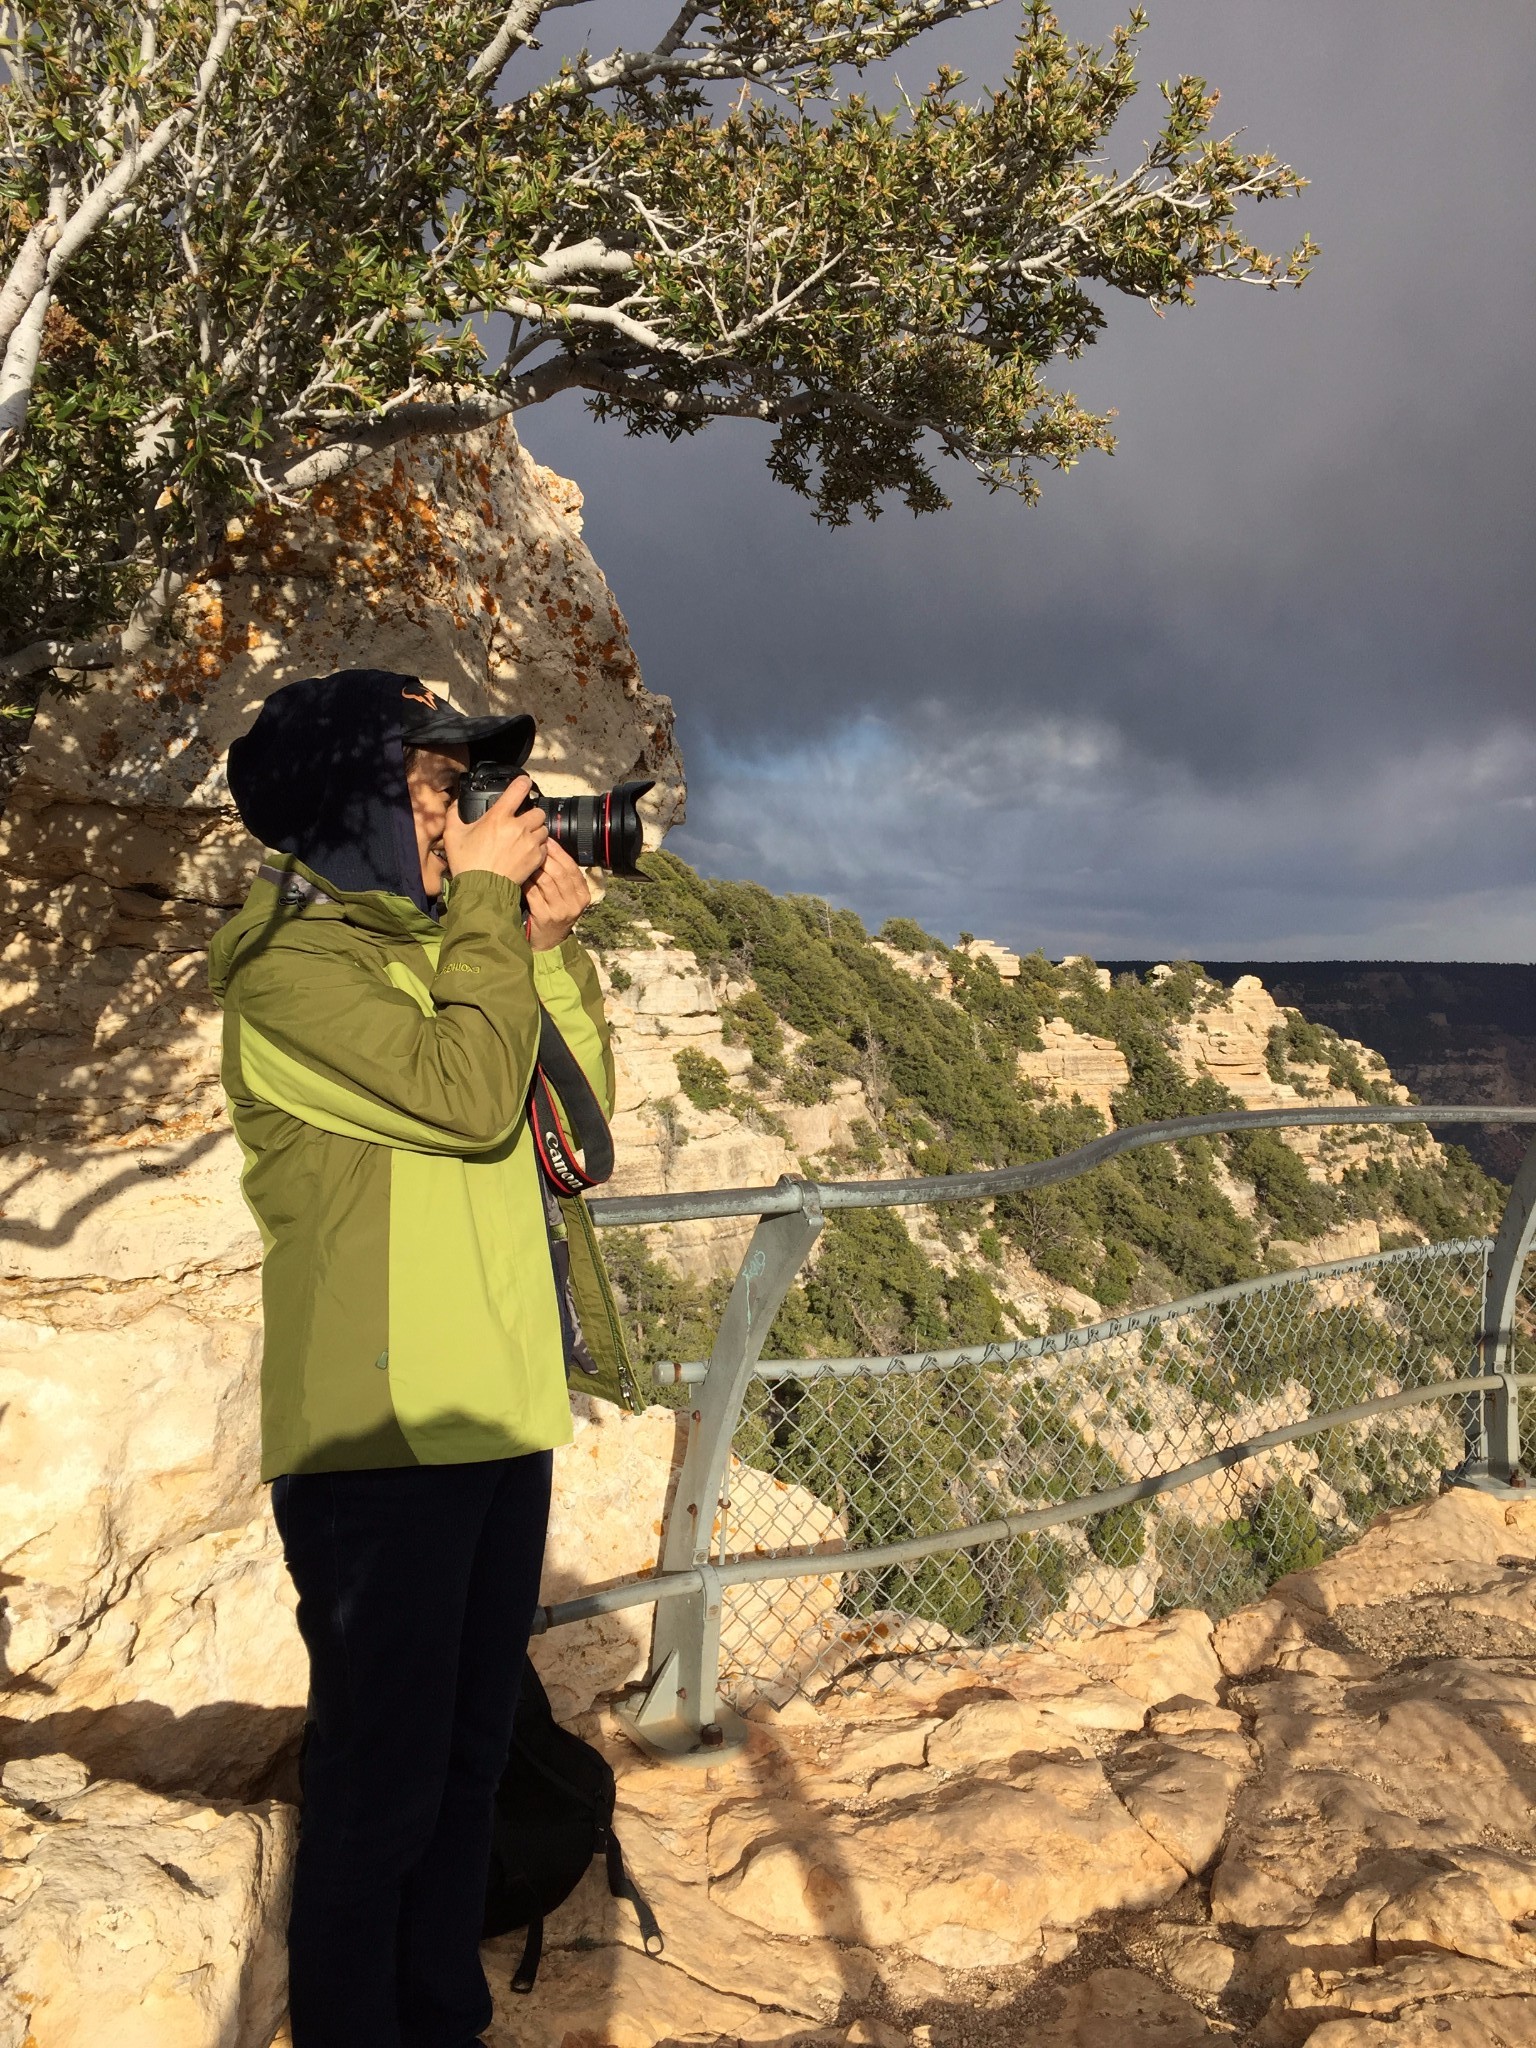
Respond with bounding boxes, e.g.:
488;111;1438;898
403;708;536;768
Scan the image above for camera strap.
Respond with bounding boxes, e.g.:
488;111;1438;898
530;1008;614;1198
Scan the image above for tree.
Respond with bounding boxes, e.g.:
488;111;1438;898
0;1;1312;685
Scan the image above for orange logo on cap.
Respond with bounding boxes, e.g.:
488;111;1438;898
401;685;437;709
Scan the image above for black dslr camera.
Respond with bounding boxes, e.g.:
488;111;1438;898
457;764;654;876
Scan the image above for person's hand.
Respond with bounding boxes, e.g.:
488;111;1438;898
441;775;549;888
524;837;591;952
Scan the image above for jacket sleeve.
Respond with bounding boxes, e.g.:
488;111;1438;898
228;872;541;1154
532;934;616;1118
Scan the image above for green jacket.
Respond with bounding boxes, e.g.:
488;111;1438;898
209;859;637;1480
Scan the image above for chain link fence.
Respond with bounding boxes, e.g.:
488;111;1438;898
707;1239;1491;1709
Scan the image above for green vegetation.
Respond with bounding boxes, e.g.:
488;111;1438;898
591;852;1504;1332
1154;1517;1268;1617
600;1231;730;1382
1266;1011;1395;1105
674;1050;733;1114
1241;1478;1326;1578
588;855;1505;1641
5;6;1310;685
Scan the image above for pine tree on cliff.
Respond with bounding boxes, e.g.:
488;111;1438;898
0;2;1312;684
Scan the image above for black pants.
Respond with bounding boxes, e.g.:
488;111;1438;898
271;1454;552;2048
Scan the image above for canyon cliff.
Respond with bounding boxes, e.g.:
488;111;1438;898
1;435;1531;2048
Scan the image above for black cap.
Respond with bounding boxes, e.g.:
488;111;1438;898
400;685;535;768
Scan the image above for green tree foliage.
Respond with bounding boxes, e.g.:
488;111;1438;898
1;2;1312;682
600;1227;731;1380
1241;1478;1325;1579
1266;1010;1394;1105
673;1047;733;1113
592;855;1505;1311
1228;1128;1331;1242
877;917;942;955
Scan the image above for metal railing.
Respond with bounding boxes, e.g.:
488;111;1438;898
538;1106;1536;1759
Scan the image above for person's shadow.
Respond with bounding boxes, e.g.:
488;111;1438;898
479;1658;885;2048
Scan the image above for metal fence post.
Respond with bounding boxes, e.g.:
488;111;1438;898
1460;1133;1536;1491
617;1178;824;1761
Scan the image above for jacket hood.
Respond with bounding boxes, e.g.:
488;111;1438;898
207;852;444;1001
226;668;438;912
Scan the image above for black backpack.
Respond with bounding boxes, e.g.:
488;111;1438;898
483;1657;663;1992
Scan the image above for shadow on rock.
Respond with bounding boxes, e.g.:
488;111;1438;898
0;1696;305;1804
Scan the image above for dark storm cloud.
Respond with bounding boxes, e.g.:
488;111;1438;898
517;1;1536;958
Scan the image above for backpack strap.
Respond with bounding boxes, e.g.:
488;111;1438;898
530;1008;614;1197
605;1830;665;1956
510;1916;544;1995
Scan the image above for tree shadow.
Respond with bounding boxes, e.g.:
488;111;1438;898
0;1696;305;1805
0;686;406;1165
0;1126;228;1247
493;1683;879;2048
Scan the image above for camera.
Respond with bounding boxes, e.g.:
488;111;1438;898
457;763;654;876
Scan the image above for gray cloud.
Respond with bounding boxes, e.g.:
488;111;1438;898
518;0;1536;958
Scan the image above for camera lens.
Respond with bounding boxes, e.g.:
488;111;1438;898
540;782;653;876
458;769;654;874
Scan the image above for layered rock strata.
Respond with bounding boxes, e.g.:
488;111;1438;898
0;425;683;1795
469;1485;1536;2047
5;1464;1535;2046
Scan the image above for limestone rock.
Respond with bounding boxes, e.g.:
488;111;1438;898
1109;1726;1253;1875
535;1806;862;2023
956;938;1022;981
1163;1931;1238;1997
1165;974;1424;1193
600;940;877;1282
1301;2000;1536;2046
707;1753;1185;1965
1264;1955;1536;2045
1374;1870;1525;1967
869;941;954;1000
1037;1967;1217;2046
434;1532;1536;2048
0;419;680;1155
0;1287;304;1796
0;1758;293;2048
0;1127;257;1284
1018;1016;1131;1125
485;1940;832;2048
7;420;680;837
1059;1609;1224;1708
1276;1487;1536;1618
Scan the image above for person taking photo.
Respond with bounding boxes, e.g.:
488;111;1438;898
210;668;630;2048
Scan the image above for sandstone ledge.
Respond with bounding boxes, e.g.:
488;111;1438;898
8;1489;1536;2045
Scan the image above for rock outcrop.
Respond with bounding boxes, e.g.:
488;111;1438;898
462;1486;1536;2047
4;1424;1535;2044
600;936;876;1278
0;417;682;1152
0;423;683;1797
0;1753;292;2048
1017;1015;1132;1125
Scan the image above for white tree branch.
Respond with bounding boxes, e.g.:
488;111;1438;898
468;0;547;86
0;1;251;458
0;218;61;355
0;565;190;684
520;238;636;288
0;287;51;463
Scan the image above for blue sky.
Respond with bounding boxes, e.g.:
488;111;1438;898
515;2;1536;961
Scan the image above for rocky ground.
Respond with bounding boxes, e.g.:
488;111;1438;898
474;1484;1536;2048
11;1483;1529;2048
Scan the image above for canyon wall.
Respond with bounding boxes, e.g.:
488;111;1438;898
0;421;686;1796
